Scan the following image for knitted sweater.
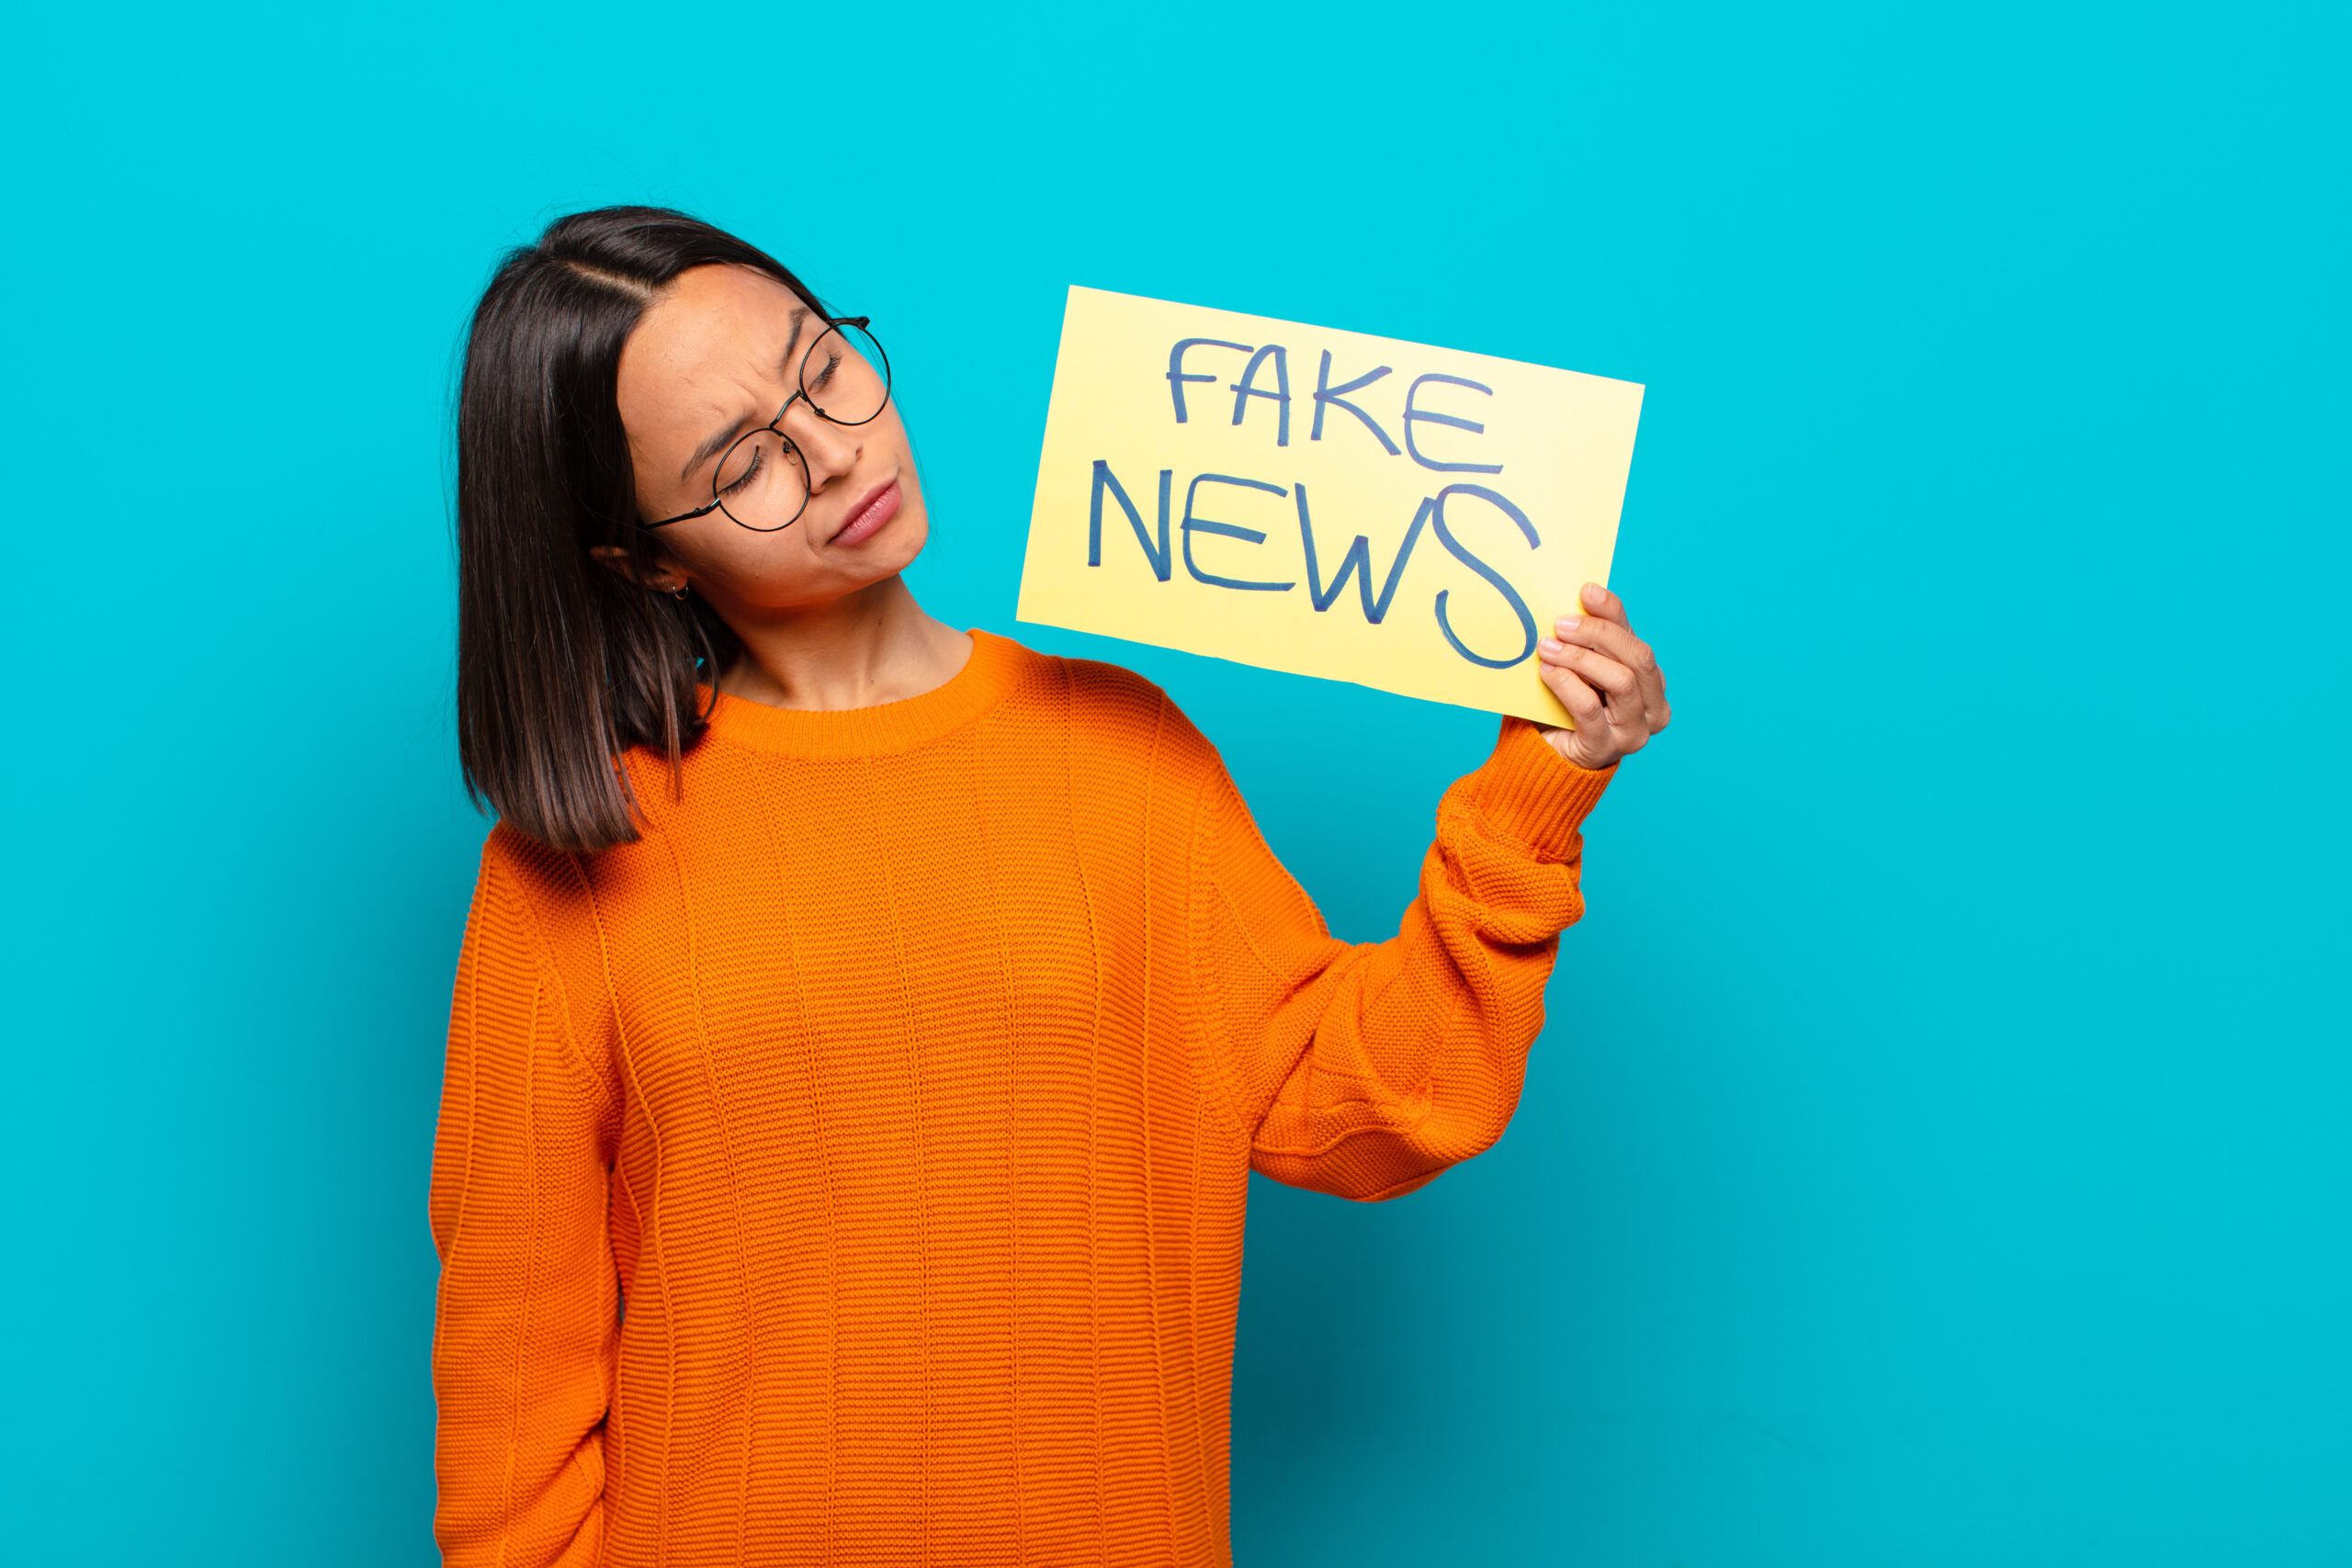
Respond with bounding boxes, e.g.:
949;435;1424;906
429;628;1611;1567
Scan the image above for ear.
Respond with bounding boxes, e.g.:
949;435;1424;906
588;544;689;596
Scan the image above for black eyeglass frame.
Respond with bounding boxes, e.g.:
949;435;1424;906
638;315;892;532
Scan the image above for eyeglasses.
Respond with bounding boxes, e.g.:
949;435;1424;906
640;316;893;533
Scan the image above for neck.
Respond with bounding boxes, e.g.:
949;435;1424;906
714;575;971;713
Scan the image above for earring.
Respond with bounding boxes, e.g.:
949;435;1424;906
665;581;689;600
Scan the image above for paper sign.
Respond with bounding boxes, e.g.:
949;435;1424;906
1017;286;1644;725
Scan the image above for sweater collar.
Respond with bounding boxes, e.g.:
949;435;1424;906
693;628;1032;760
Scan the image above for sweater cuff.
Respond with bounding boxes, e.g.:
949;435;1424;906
1465;716;1616;862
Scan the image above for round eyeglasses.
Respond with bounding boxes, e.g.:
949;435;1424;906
640;316;892;533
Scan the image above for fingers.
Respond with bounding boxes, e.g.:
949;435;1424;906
1556;584;1669;733
1538;637;1642;715
1552;611;1648;679
1536;644;1647;768
1578;581;1629;627
1536;655;1609;761
1537;582;1673;767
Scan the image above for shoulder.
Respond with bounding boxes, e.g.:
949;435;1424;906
470;821;602;935
465;823;628;1055
986;634;1224;782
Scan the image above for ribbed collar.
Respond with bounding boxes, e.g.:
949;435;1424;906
694;628;1033;761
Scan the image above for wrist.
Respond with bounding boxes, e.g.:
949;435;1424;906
1470;718;1616;860
1535;724;1619;773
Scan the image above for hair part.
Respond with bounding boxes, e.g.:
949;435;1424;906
456;206;824;853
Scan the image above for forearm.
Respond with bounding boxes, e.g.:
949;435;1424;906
1208;718;1612;1199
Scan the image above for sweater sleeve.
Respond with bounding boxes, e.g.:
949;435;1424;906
1193;715;1614;1201
428;843;619;1567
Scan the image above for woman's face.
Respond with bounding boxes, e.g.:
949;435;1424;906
614;264;928;615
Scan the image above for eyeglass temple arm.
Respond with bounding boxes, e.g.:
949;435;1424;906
641;498;724;530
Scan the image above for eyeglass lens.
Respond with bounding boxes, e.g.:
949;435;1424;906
709;321;892;531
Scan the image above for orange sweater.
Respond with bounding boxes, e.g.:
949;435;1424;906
430;629;1611;1567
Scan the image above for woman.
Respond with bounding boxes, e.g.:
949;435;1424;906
434;206;1669;1568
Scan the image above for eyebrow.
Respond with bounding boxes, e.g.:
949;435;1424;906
677;307;809;483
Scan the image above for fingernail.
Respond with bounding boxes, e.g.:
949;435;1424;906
1538;637;1562;654
1582;582;1605;604
1555;615;1581;633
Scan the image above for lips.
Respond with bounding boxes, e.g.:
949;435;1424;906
830;479;901;547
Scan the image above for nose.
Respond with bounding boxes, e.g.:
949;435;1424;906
783;398;860;495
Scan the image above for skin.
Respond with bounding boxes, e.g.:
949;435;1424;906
598;263;1670;768
1535;583;1673;770
600;265;969;711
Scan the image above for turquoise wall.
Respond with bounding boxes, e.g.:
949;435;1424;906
5;3;2345;1562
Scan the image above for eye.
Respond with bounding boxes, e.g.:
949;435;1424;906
811;350;842;390
718;444;764;496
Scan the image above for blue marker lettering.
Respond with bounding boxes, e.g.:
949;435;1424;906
1181;473;1296;592
1088;459;1173;581
1227;344;1292;446
1167;338;1252;424
1295;485;1430;624
1310;350;1401;455
1403;373;1503;474
1430;484;1540;667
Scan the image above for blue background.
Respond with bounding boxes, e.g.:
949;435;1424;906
4;3;2345;1562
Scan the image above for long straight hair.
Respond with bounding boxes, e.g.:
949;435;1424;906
456;207;825;853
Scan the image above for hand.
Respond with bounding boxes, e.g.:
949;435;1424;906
1533;583;1672;770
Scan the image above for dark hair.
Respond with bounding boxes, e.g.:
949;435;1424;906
456;206;825;853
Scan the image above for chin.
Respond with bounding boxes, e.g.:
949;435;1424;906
872;491;929;571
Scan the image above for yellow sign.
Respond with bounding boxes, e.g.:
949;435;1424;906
1016;286;1645;725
